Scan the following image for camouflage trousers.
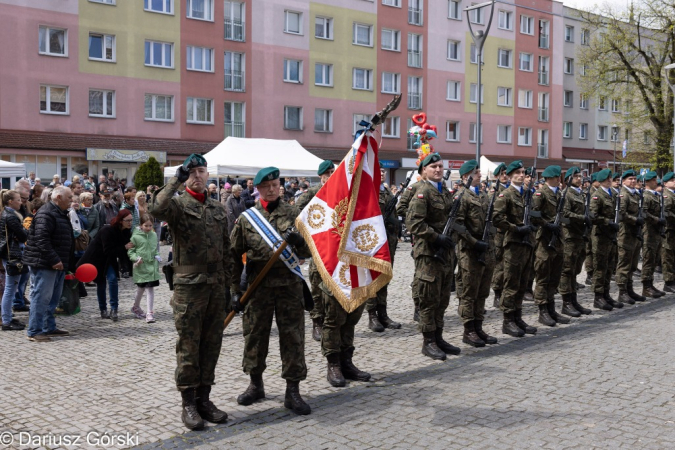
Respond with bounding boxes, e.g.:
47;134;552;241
662;230;675;283
321;291;366;357
559;238;586;295
500;242;533;314
533;240;564;306
415;255;452;333
584;238;594;276
592;235;616;294
171;282;227;391
616;235;641;289
308;259;324;321
241;280;307;382
366;238;396;311
456;243;495;323
490;232;505;292
641;235;662;282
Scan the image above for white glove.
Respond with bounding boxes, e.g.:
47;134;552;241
155;255;162;262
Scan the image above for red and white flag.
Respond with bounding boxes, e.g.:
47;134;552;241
295;131;393;313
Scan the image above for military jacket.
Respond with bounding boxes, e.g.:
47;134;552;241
665;188;675;231
590;187;616;238
562;186;587;239
642;190;662;240
406;181;452;258
397;180;423;218
378;186;401;238
493;184;530;245
618;186;640;238
532;183;562;248
455;185;489;248
230;201;311;291
295;184;321;211
149;177;233;286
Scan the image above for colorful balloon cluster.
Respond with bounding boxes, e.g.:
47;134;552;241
408;112;438;166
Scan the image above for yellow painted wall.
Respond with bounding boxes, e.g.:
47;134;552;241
78;0;181;82
464;33;515;116
309;2;377;102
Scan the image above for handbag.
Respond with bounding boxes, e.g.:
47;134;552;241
4;224;26;276
75;230;90;252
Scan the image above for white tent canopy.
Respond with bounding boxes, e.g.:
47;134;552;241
163;137;326;178
0;161;26;179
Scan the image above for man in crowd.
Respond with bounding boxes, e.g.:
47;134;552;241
208;183;218;201
96;188;119;226
240;178;256;208
107;172;118;190
23;171;37;187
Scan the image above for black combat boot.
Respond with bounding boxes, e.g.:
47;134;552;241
180;388;204;430
561;293;581;317
627;281;646;302
474;320;498;344
284;381;311;415
618;288;634;305
523;289;534;302
462;321;485;347
585;273;593;286
422;331;446;360
196;386;228;423
493;290;501;308
593;292;612;311
376;304;401;329
604;290;623;308
502;312;525;337
651;282;666;297
312;318;323;342
326;353;346;387
548;300;570;324
514;309;537;334
367;309;384;332
538;304;556;327
576;281;586;290
237;374;265;405
663;282;675;293
340;349;371;381
435;328;461;355
570;293;592;315
413;305;420;322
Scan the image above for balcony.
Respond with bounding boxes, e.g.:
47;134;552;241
225;121;245;138
408;92;422;110
537;143;548;158
224;18;245;42
539;34;549;49
538;70;549;85
538;107;549;122
224;70;245;92
407;50;422;68
408;7;423;26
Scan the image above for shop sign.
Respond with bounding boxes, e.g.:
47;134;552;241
86;148;167;163
379;159;400;169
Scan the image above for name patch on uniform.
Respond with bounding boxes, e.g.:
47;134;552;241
417;194;424;198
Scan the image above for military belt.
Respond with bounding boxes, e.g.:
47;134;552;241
173;262;224;274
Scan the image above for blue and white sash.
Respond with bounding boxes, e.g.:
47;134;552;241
241;207;305;281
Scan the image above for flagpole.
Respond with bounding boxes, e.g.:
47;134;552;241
612;124;617;173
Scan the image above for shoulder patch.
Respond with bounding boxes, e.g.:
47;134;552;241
619;194;624;197
665;195;669;198
498;194;504;197
453;195;459;200
535;192;541;196
407;186;413;190
417;194;424;198
592;196;598;200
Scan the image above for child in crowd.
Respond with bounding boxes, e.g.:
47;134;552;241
23;198;45;230
127;214;160;323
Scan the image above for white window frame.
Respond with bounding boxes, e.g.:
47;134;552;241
315;16;333;40
186;0;214;22
519;52;533;72
382;72;401;94
470;43;484;65
564;57;574;75
447;40;460;61
224;101;246;138
497;49;512;68
144;40;174;68
580;94;588;109
565;25;574;42
409;0;424;26
579;123;588;140
498;10;513;30
448;0;461;20
447;80;460;101
224;51;245;91
283;59;303;83
314;108;333;133
383;0;402;7
497;87;512;107
469;4;484;25
407;76;423;110
470;83;484;104
353;23;373;47
610;125;620;142
563;121;572;138
38;26;68;57
497;125;512;143
144;93;174;122
88;89;115;118
469;122;483;144
284;106;303;130
88;33;115;62
90;0;115;4
315;63;333;87
353;113;370;136
186;46;214;72
39;85;69;115
520;15;534;35
598;96;607;111
518;89;533;109
382;116;400;138
518;127;532;146
381;28;401;51
597;125;608;141
144;0;173;14
611;99;621;113
581;28;590;45
187;97;214;125
353;68;373;91
224;1;246;42
284;10;303;35
446;121;460;142
563;90;573;107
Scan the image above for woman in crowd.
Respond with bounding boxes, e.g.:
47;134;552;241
122;192;139;230
40;187;53;203
80;192;101;239
0;190;28;331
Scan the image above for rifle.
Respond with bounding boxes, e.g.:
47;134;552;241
521;161;538;246
612;184;621;243
547;175;570;249
478;179;499;265
582;186;592;241
433;176;473;264
636;179;645;241
383;170;413;221
659;190;666;237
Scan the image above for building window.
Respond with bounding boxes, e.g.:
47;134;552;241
498;49;512;68
498;10;513;30
538;56;549;85
284;10;302;34
539;20;549;49
597;125;608;141
598;96;606;110
518;89;533;109
144;94;173;121
519;52;533;71
187;46;213;72
469;4;484;24
611;125;620;141
381;29;400;51
224;51;245;91
144;0;173;14
382;72;401;94
314;108;332;133
520;15;534;35
469;122;483;143
497;125;512;143
39;85;68;115
353;23;373;46
89;89;115;118
383;0;401;6
187;97;213;124
354;113;369;136
224;1;245;41
564;90;573;107
564;58;574;74
283;59;303;83
518;127;532;146
579;123;588;139
447;80;460;101
408;76;423;109
581;28;590;45
38;26;67;57
382;116;400;138
643;131;651;144
315;16;333;40
447;40;460;61
563;121;572;138
580;94;588;109
538;130;548;157
224;101;245;137
408;33;423;68
353;68;373;90
88;33;115;61
448;0;461;20
144;41;173;68
469;83;484;104
186;0;213;21
446;121;459;141
315;63;333;87
409;0;424;25
90;0;115;4
497;87;512;107
565;25;574;42
611;99;621;113
579;64;587;77
284;106;303;130
470;43;484;64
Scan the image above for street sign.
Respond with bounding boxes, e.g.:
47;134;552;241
446;160;464;169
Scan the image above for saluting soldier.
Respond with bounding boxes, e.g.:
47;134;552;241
559;167;592;316
531;165;570;326
584;172;599;286
615;170;645;305
296;160;335;341
230;167;312;415
454;160;498;347
491;162;509;308
407;153;461;360
640;171;667;297
493;161;538;337
661;172;675;292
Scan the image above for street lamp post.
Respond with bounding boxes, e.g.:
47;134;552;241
465;0;496;162
663;63;675;172
612;123;618;173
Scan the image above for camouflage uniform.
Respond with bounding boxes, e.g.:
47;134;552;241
296;185;324;325
616;186;641;291
230;202;311;382
397;180;424;313
490;183;508;298
149;177;233;391
584;186;598;282
641;189;663;285
531;184;564;307
559;186;587;296
590;187;617;302
662;188;675;287
320;285;366;357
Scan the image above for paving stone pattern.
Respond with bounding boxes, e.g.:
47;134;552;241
1;243;674;449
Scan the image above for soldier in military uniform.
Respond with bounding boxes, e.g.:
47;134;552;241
149;154;234;430
230;167;312;415
493;161;538;337
610;172;622;280
407;153;461;360
365;167;402;332
584;173;599;285
559;167;592;316
522;167;537;303
491;163;509;308
661;172;675;292
615;170;645;305
296;160;334;341
454;160;498;347
640;171;667;297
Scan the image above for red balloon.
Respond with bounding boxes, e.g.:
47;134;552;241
75;264;98;283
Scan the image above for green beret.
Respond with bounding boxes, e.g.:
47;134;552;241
596;168;612;182
663;172;675;182
621;169;636;180
565;167;580;179
459;159;478;177
318;160;334;176
525;167;534;176
183;153;207;169
506;160;524;175
253;166;280;186
612;171;621;180
643;170;657;181
591;172;597;182
493;163;507;176
418;153;442;174
541;165;561;178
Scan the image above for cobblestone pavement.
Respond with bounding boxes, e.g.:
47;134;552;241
1;243;675;449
